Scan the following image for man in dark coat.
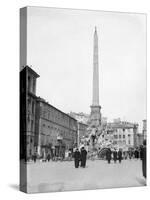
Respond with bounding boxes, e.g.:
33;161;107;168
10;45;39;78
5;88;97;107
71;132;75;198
134;148;140;159
113;149;117;163
74;148;81;168
80;147;87;168
47;153;51;162
129;150;132;160
141;140;146;178
118;149;122;163
33;152;37;163
106;148;112;164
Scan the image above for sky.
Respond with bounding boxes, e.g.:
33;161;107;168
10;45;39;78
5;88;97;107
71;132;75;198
26;7;146;131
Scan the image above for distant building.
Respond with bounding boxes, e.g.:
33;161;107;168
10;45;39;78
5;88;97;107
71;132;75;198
78;122;88;146
134;133;144;147
69;112;89;124
113;118;121;123
99;121;138;151
101;117;107;124
69;112;88;146
142;119;147;140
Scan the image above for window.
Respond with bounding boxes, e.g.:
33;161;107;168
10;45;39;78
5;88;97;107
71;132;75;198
32;101;34;114
128;140;130;145
119;135;121;139
123;135;125;139
123;128;125;132
114;135;118;139
31;120;34;132
33;79;36;93
28;76;31;92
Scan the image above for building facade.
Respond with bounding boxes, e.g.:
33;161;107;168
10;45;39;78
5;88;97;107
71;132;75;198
69;112;90;124
134;133;144;147
98;120;138;151
36;98;78;158
142;119;147;140
27;67;40;158
20;66;40;160
78;122;88;146
20;65;78;160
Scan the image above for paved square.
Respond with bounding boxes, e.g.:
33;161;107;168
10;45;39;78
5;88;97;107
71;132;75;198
27;159;146;193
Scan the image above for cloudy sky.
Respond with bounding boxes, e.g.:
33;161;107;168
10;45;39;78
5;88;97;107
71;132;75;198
26;7;146;131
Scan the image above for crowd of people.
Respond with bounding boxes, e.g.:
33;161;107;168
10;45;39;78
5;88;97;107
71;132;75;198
27;140;146;179
104;140;147;179
105;145;146;164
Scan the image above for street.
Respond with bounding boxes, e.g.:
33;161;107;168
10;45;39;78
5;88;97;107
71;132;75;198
27;159;146;193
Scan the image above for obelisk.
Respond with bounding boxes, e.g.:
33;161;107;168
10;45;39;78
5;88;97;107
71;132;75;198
90;27;101;128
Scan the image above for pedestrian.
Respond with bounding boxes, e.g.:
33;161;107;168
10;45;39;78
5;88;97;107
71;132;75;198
68;149;72;161
80;147;87;168
129;150;132;160
134;148;139;159
47;153;50;162
141;140;146;179
113;149;117;163
140;146;143;160
106;148;112;164
33;152;37;163
74;148;81;168
118;149;122;163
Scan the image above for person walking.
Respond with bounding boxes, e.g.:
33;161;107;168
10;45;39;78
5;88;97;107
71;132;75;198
74;148;81;168
33;152;37;163
80;147;87;168
129;150;132;160
113;149;117;163
134;148;139;160
118;149;122;163
47;153;51;162
141;140;146;179
106;148;112;164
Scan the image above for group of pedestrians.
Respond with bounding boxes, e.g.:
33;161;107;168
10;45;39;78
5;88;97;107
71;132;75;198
106;148;123;164
74;147;87;168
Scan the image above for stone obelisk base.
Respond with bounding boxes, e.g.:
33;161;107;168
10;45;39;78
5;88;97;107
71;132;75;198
90;105;101;127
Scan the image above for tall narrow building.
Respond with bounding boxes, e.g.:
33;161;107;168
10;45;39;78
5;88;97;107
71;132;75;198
90;27;101;128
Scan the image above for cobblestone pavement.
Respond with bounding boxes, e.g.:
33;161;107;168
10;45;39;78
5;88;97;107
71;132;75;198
27;159;146;193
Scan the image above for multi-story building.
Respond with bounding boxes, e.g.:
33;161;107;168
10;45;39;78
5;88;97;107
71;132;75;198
27;66;40;158
20;65;78;160
69;112;89;147
69;112;90;124
134;133;144;147
35;97;78;158
77;122;88;146
20;66;40;159
98;120;138;151
142;119;147;140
